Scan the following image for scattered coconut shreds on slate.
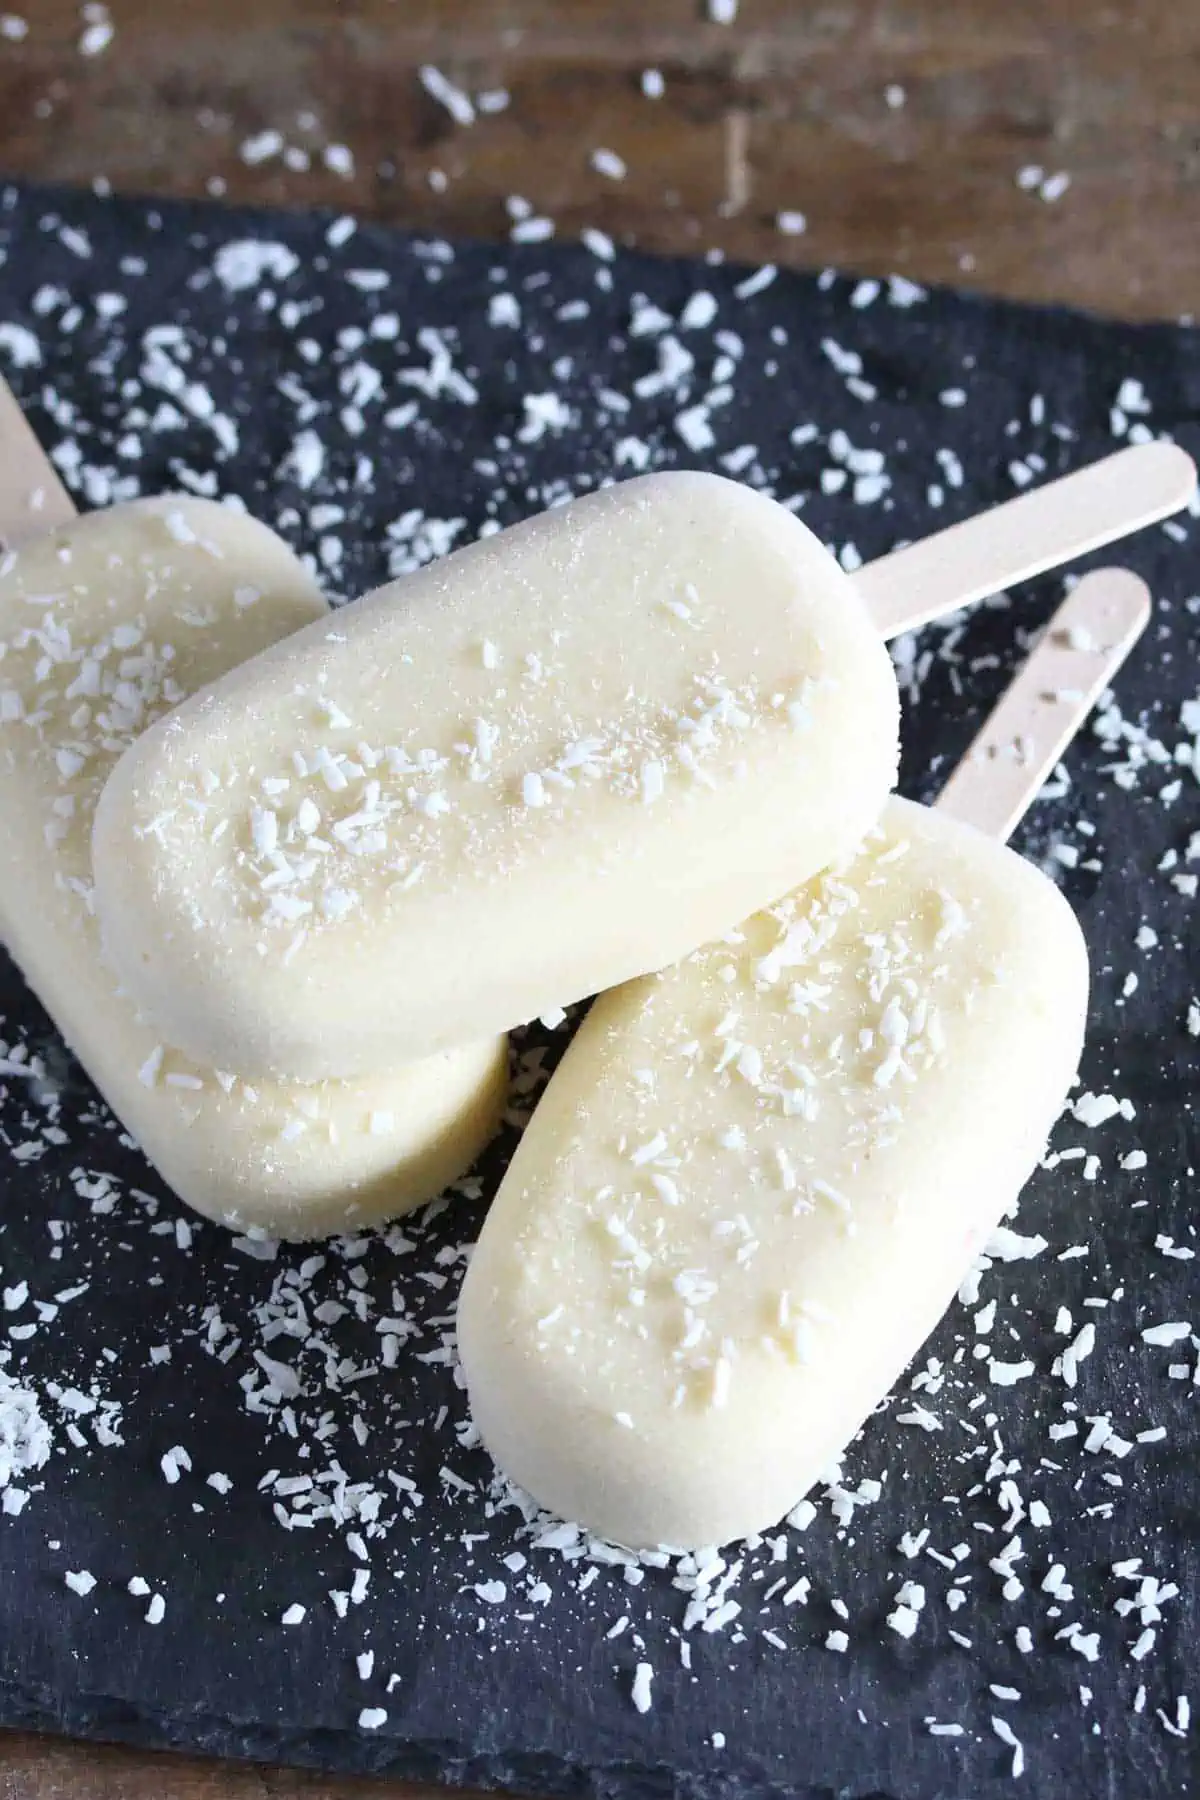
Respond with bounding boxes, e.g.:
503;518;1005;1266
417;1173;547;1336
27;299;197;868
0;179;1196;1796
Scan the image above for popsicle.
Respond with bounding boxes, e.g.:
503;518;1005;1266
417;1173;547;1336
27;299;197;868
457;568;1148;1550
90;445;1193;1083
0;382;507;1239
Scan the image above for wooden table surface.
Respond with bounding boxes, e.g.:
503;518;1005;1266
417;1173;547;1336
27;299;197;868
0;1;1196;1795
0;0;1198;321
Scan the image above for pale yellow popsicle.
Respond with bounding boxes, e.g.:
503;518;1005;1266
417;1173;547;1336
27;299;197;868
457;572;1147;1550
92;473;900;1080
0;449;506;1240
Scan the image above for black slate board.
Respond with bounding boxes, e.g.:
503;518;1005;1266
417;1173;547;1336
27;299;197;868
0;179;1197;1800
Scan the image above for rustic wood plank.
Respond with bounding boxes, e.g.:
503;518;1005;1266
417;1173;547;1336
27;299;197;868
0;1729;462;1798
0;0;1195;317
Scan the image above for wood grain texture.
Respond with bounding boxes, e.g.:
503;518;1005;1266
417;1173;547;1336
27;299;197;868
0;0;1196;319
0;1730;484;1798
0;2;1195;1797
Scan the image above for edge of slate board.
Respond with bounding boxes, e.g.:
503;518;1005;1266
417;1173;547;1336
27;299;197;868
0;176;1196;1800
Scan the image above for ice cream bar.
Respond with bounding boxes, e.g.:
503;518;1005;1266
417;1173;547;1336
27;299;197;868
89;445;1191;1083
0;382;506;1239
456;569;1148;1550
91;473;896;1081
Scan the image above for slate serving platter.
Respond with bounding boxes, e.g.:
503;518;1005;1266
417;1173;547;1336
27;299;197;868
0;179;1197;1800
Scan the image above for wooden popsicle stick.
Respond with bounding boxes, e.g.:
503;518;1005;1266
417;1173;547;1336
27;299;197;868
0;377;77;542
934;566;1150;844
857;442;1192;641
